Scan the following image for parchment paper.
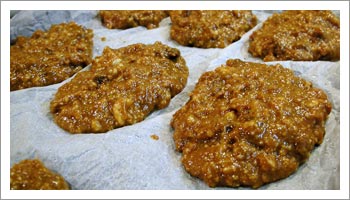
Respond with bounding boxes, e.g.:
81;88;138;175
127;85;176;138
10;10;340;190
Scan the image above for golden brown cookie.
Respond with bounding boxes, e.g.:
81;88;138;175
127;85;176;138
51;42;188;133
169;10;257;48
10;22;93;91
171;59;332;188
10;159;69;190
249;11;340;61
100;10;169;29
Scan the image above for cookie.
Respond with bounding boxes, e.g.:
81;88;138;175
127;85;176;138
100;10;168;29
50;42;188;133
169;10;257;48
171;59;332;188
10;159;69;190
10;22;93;91
249;10;340;61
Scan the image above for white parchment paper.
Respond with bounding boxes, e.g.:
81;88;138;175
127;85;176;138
10;11;340;190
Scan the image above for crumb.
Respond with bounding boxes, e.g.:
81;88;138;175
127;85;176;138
101;37;106;41
150;134;159;140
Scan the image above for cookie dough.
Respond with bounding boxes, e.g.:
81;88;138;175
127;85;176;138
171;59;332;188
100;10;168;29
249;10;340;61
169;10;257;48
10;22;93;91
10;159;69;190
51;42;188;133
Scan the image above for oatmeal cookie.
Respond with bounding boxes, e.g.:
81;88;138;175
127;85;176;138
51;42;188;133
10;159;69;190
249;10;340;61
169;10;257;48
171;59;332;188
10;22;93;91
100;10;168;29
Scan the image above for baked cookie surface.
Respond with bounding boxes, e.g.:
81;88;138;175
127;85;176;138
10;159;69;190
100;10;169;29
249;10;340;61
170;10;257;48
171;59;331;188
51;42;188;133
10;22;93;91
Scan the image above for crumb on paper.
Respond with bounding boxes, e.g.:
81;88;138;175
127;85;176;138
150;134;159;140
101;37;106;41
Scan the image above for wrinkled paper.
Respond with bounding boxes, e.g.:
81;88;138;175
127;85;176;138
10;10;340;189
